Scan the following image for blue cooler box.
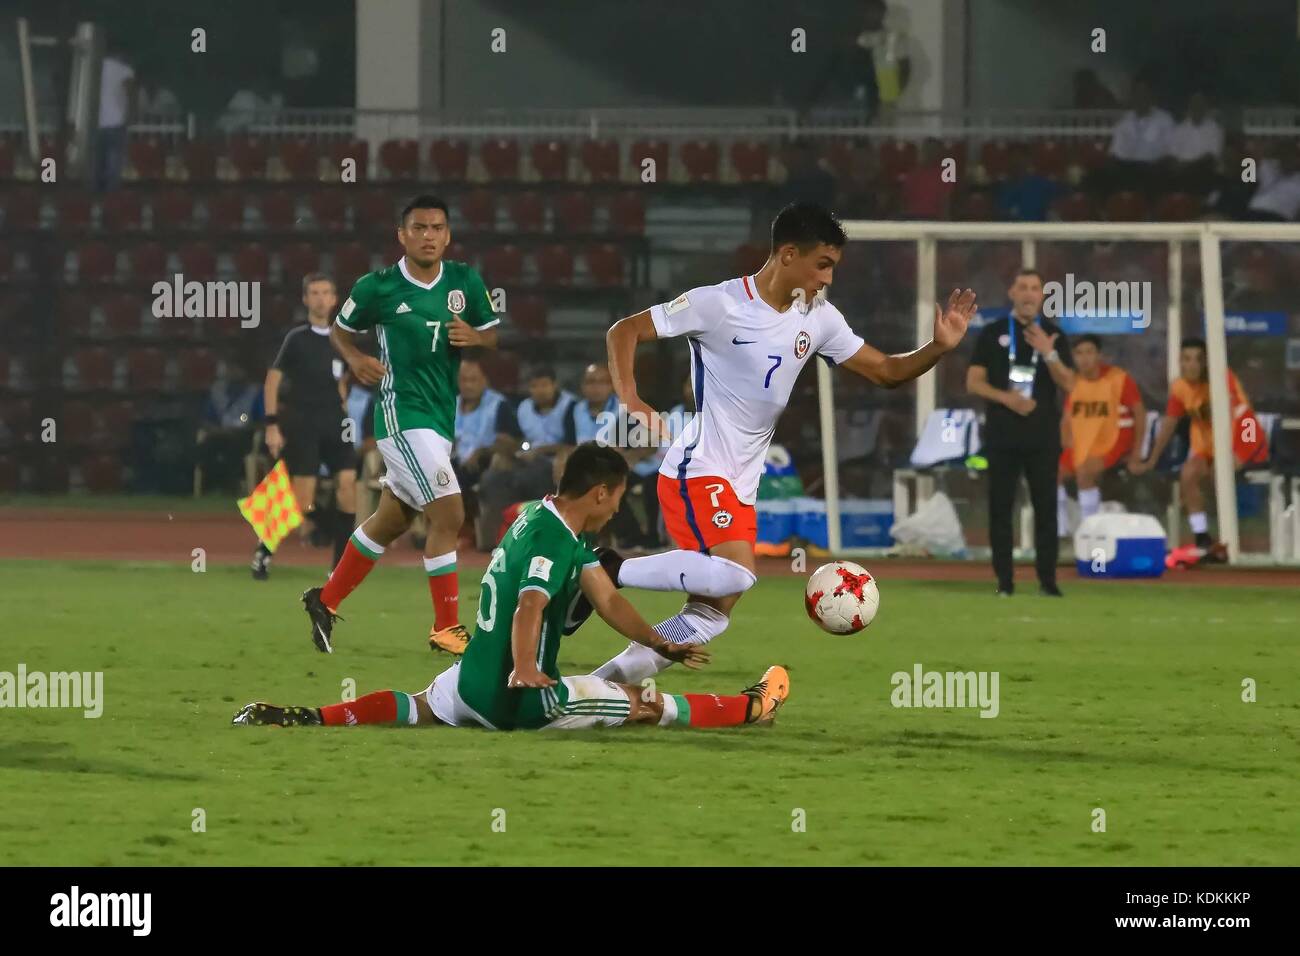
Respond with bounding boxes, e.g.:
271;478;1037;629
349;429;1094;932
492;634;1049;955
1074;513;1166;578
756;499;798;543
792;497;895;548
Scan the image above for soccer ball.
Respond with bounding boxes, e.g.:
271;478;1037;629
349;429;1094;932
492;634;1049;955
805;561;879;634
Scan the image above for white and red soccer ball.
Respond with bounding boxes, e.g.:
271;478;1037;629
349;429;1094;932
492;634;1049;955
805;561;879;634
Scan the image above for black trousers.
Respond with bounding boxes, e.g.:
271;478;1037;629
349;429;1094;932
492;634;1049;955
986;445;1059;589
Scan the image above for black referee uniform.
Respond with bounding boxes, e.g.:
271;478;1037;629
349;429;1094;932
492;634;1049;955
970;314;1072;594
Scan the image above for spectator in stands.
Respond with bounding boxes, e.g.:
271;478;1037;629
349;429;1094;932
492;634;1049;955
1244;147;1300;221
899;139;955;219
805;0;910;120
996;150;1064;222
1090;76;1175;195
474;365;575;549
857;0;913;120
135;71;181;116
1167;91;1223;196
453;357;520;487
781;139;838;210
95;39;136;191
220;80;284;133
1071;69;1119;110
196;362;263;495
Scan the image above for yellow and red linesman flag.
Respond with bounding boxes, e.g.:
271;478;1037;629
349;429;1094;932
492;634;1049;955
237;460;303;552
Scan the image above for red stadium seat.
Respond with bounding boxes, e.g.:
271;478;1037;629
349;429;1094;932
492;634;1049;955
584;243;625;287
978;140;1016;182
205;190;246;232
66;347;116;390
1155;192;1202;221
56;292;95;338
80;453;125;493
1053;192;1096;222
508;294;547;337
58;191;94;231
607;192;645;235
481;244;524;285
554;190;595;233
95;401;135;450
680;140;720;182
1104;191;1148;222
328;139;369;182
2;188;42;230
459;189;496;231
260;293;298;333
126;138;166;181
227;136;269;180
151;188;195;230
730;141;770;182
332;243;373;286
178;349;218;391
939;138;969;168
480;139;521;181
821;139;857;180
628;140;669;181
178;141;218;182
878;140;918;179
530;140;569;182
58;400;97;445
535;244;574;286
34;452;71;493
0;398;35;446
379;139;420;180
279;242;323;284
127;348;167;391
429;139;470;181
734;242;767;276
579;140;620;183
1032;140;1068;178
124;241;168;282
178;241;218;278
277;139;319;181
508;191;546;232
354;189;396;234
73;241;117;283
309;189;348;232
101;293;145;338
1075;140;1109;171
257;191;299;231
478;350;519;392
233;244;271;282
955;191;998;221
100;190;143;231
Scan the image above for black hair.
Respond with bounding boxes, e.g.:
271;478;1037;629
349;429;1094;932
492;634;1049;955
770;202;847;254
1013;267;1044;283
558;442;629;497
526;364;556;382
1073;334;1103;351
1181;337;1207;353
399;194;449;225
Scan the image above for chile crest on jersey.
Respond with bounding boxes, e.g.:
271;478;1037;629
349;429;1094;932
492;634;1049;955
794;330;812;359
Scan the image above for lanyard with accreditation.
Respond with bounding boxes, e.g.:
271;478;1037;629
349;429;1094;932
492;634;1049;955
1007;316;1039;398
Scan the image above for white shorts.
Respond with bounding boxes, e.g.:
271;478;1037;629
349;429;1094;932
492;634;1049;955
377;428;461;509
424;663;631;730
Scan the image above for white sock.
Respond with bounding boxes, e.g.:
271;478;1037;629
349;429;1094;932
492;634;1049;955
423;551;456;573
591;601;731;683
658;693;679;727
1056;485;1070;531
352;526;387;556
1078;487;1101;519
1189;511;1209;535
618;550;756;598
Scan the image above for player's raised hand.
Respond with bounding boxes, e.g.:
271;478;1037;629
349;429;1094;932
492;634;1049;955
447;316;482;347
1024;322;1058;356
348;354;388;387
656;641;711;670
507;667;557;689
934;288;977;351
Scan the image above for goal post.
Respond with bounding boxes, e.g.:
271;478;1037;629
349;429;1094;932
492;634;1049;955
817;220;1300;565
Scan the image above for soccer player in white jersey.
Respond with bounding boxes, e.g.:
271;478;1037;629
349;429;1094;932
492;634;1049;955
588;203;977;683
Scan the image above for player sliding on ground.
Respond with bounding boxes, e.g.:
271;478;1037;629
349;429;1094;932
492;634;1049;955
568;202;977;685
234;443;790;731
301;195;501;656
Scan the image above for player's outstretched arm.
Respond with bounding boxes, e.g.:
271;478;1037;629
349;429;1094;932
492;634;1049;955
579;566;710;669
507;590;557;688
606;310;668;441
842;288;978;388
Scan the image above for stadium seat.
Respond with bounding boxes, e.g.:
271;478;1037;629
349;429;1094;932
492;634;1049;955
554;190;595;233
100;190;143;231
379;139;420;180
57;191;94;231
584;243;625;287
127;348;167;391
95;401;136;450
101;293;145;338
878;140;918;179
58;400;97;446
628;140;669;182
178;241;218;278
680;140;720;182
309;189;348;232
73;241;117;283
459;189;496;231
2;188;42;230
821;139;857;180
178;349;218;391
508;191;546;232
354;189;396;233
0;455;18;494
579;139;620;183
481;244;524;285
607;192;645;235
226;135;270;180
55;292;95;339
328;139;369;181
480;139;521;181
734;242;767;276
126;138;166;181
151;188;195;230
205;190;247;232
178;141;218;182
0;398;35;446
730;141;771;183
1075;140;1109;171
429;139;470;181
1032;140;1068;179
535;244;575;286
478;350;519;392
1104;191;1148;222
277;139;319;181
34;453;71;493
1154;192;1202;221
530;140;569;182
279;242;323;284
256;190;299;231
80;453;125;493
65;347;116;391
332;242;373;286
1053;192;1096;222
978;140;1016;182
939;137;969;168
955;190;998;221
233;244;272;283
124;241;168;282
508;294;547;337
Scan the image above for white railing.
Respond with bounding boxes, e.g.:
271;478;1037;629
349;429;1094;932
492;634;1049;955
823;220;1300;566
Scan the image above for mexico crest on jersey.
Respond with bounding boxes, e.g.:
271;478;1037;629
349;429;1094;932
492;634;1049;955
794;330;812;359
447;289;466;314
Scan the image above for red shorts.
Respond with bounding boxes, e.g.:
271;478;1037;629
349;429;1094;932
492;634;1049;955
657;473;757;552
1059;431;1135;476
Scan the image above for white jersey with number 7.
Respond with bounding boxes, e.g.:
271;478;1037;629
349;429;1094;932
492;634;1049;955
650;275;865;505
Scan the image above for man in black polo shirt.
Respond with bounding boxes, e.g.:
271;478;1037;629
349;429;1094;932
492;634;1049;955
967;268;1076;596
253;272;358;579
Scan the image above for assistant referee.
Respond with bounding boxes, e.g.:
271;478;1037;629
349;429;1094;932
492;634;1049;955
253;272;358;579
967;268;1075;597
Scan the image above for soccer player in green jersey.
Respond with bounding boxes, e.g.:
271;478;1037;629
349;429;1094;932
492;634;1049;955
301;195;500;657
235;443;791;731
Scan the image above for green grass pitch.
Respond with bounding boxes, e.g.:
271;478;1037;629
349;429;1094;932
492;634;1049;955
2;557;1297;866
